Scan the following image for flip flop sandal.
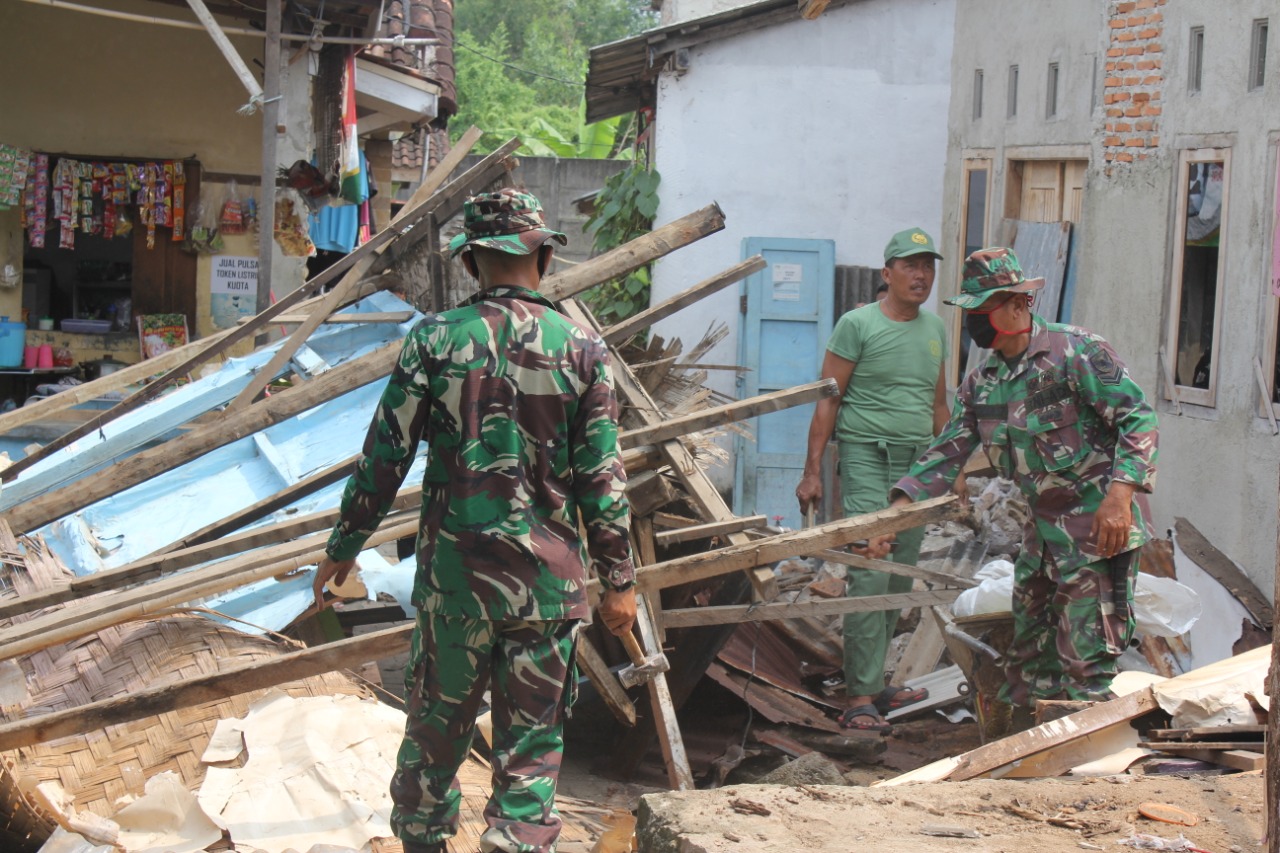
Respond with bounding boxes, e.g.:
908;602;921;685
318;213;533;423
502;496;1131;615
873;685;929;714
838;703;893;734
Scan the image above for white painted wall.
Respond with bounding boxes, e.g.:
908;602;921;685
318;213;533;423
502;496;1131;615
650;0;955;406
661;0;756;24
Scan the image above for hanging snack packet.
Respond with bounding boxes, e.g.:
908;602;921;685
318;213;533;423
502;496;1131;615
220;179;246;235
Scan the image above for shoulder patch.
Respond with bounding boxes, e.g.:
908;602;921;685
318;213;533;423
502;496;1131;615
1088;346;1123;385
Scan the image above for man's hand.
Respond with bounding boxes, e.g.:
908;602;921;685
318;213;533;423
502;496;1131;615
866;495;914;558
952;471;970;503
597;588;637;637
313;556;357;613
1091;481;1136;557
796;472;823;516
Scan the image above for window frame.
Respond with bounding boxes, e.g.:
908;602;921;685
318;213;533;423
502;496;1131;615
1249;19;1268;91
1164;147;1232;408
1188;25;1204;94
1007;64;1019;118
973;69;984;119
1261;140;1280;421
1046;62;1060;118
951;155;994;385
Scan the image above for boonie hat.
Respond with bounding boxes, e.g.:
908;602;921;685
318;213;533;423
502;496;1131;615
883;228;942;264
447;188;568;257
945;246;1045;309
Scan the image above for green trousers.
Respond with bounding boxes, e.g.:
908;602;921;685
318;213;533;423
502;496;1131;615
839;440;926;698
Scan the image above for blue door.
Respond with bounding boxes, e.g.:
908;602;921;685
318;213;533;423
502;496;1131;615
735;237;835;531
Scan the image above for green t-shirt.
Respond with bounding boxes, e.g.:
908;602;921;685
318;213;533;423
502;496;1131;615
828;303;947;446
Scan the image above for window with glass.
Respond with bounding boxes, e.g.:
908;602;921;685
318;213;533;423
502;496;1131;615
955;159;992;380
1250;19;1268;91
973;69;984;119
1007;65;1019;118
1166;149;1230;407
1046;62;1060;118
1188;26;1204;94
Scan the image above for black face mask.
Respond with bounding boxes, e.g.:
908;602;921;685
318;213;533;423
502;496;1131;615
965;311;1000;348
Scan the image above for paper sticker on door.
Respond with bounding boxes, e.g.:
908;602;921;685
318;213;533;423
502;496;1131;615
772;263;802;301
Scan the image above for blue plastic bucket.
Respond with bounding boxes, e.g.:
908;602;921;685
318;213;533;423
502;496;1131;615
0;317;24;368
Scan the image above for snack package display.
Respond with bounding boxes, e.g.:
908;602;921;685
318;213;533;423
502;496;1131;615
219;179;246;235
273;188;316;257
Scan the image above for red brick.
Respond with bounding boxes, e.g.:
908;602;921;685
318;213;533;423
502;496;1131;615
1116;152;1135;162
1125;136;1145;146
1147;42;1163;52
1116;31;1137;42
1116;122;1133;132
1125;105;1143;117
1113;91;1131;101
1133;91;1151;102
1144;105;1162;115
1128;16;1146;26
1110;18;1128;28
1107;107;1124;117
1105;151;1116;162
1142;74;1163;85
1106;136;1124;146
1106;61;1118;71
1146;11;1163;23
1105;76;1123;87
1117;61;1135;70
1149;136;1160;146
1137;60;1156;70
1124;76;1140;85
1117;1;1136;11
1136;119;1153;131
1136;0;1156;7
1126;46;1144;55
1107;47;1124;57
1139;28;1160;38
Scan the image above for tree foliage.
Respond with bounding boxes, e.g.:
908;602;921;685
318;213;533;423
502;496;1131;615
450;0;655;156
580;163;661;326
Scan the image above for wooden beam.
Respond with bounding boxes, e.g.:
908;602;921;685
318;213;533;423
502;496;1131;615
634;593;694;790
1175;517;1273;629
261;312;415;325
620;444;666;474
541;204;726;303
0;622;417;751
797;0;832;20
618;379;837;450
224;128;489;414
0;518;419;663
815;550;980;590
0;326;235;437
626;470;679;517
654;515;768;546
0;491;422;621
946;688;1161;781
150;453;363;555
1152;748;1265;773
661;589;962;628
588;495;959;595
601;255;765;345
7;343;401;535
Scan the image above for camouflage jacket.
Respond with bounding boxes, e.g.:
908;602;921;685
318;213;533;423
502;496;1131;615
894;316;1158;572
326;285;635;621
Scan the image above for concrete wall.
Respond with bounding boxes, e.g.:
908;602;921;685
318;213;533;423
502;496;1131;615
649;0;955;406
660;0;756;24
0;0;311;352
944;0;1280;594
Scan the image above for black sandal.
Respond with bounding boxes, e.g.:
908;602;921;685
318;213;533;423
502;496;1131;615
838;703;893;734
873;685;929;714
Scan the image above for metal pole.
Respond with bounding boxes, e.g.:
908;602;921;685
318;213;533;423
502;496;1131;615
257;0;281;323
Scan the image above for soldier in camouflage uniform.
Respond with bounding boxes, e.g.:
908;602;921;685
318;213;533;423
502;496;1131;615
872;247;1158;710
315;188;637;853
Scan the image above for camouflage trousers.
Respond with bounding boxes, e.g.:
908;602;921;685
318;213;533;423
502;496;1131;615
999;547;1139;707
391;612;581;853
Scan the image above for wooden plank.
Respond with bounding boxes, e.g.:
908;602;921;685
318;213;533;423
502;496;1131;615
574;635;637;728
618;379;837;450
1163;748;1265;772
1140;741;1266;752
223;128;490;414
7;343;402;534
625;470;678;517
815;550;980;590
1149;725;1266;740
654;515;768;546
1174;517;1273;628
894;612;949;686
263;312;415;324
635;589;694;790
0;622;416;751
661;589;962;628
587;496;959;595
0;518;419;663
1011;220;1072;322
0;326;236;437
562;298;779;600
541;204;726;303
601;256;765;345
946;687;1161;781
620;444;665;474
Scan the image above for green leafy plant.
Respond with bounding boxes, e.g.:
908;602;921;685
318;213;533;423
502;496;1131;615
581;163;660;327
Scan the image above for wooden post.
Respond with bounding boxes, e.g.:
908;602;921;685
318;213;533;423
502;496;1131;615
1268;467;1280;853
256;0;281;325
634;593;694;790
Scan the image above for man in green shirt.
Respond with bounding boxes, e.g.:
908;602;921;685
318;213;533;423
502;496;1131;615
796;227;950;732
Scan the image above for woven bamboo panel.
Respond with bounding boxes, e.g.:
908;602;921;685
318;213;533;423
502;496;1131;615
0;527;370;836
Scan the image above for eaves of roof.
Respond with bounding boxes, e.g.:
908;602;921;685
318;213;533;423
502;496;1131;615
585;0;856;123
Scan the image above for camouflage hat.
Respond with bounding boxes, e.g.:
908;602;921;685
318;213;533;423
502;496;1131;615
884;227;943;263
447;188;568;258
945;247;1045;309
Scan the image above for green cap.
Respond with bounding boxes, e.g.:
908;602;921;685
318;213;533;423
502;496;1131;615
945;247;1045;309
447;188;568;258
883;228;942;264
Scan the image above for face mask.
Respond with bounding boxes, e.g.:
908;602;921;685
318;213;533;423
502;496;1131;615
965;295;1032;348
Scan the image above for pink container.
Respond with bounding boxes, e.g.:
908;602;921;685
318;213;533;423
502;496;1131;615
36;344;53;369
22;346;38;369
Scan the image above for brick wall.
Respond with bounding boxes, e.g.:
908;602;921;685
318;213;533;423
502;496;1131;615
1102;0;1165;166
